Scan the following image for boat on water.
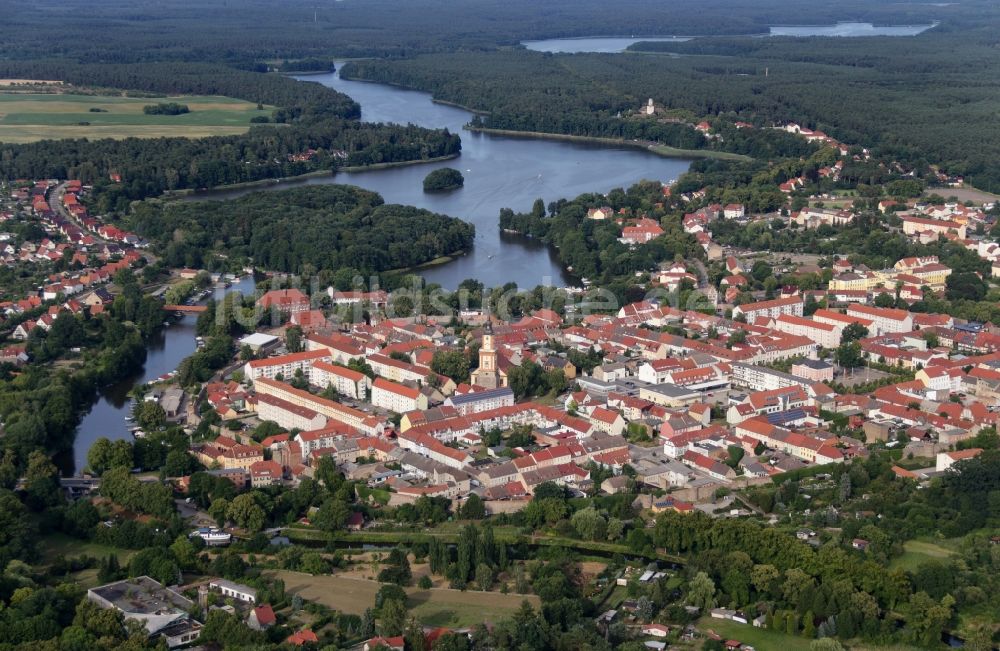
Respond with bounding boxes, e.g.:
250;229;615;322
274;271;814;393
190;527;232;546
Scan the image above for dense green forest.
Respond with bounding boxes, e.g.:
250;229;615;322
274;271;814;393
342;25;1000;190
0;62;460;209
129;185;476;274
0;0;968;63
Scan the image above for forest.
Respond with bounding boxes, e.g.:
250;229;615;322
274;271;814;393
0;62;460;210
342;21;1000;191
128;185;476;275
0;0;969;63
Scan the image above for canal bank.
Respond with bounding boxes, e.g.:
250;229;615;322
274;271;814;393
69;276;256;475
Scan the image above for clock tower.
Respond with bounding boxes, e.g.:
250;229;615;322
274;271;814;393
471;320;502;389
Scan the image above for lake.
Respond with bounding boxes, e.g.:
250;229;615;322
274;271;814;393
769;22;937;37
521;24;937;52
69;276;255;474
195;67;693;290
522;36;691;53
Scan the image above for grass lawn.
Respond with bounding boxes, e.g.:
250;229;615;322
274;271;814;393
0;92;274;142
889;538;959;572
697;617;814;651
40;533;136;565
270;570;538;627
40;533;136;588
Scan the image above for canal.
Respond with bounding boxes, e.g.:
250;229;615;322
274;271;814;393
69;276;256;474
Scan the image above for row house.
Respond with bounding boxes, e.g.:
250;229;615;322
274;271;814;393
847;304;914;335
305;333;368;364
732;296;803;322
256;394;328;432
727;386;809;424
308;360;371;400
443;387;515;415
295;422;365;462
244;349;331;382
772;314;841;349
397;430;473;470
253;378;381;435
371;377;428;413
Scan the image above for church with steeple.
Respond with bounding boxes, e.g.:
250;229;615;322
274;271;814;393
471;320;507;389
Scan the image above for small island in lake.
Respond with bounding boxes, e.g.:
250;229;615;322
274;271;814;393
423;167;464;192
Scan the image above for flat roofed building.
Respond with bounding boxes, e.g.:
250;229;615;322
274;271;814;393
87;577;202;648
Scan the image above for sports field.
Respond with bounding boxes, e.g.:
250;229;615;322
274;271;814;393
0;92;273;142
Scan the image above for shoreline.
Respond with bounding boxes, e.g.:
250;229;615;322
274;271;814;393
465;126;750;161
338;152;459;172
338;72;490;116
161;153;460;198
389;249;470;274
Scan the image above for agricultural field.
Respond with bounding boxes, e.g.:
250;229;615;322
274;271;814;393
0;92;273;142
270;570;540;627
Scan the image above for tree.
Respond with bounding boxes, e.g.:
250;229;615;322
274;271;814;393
460;493;486;519
418;575;433;589
947;271;987;301
840;322;869;344
802;610;816;638
379;598;408;636
361;608;376;637
686;571;716;612
475;563;493;591
751;260;773;283
404;618;428;651
606;517;624;542
378;547;412;586
285;325;303;352
87;438;114;476
835;341;865;369
164;449;195;477
571;506;606;541
109;440;134;470
134;401;166;431
432;633;471;651
226;493;265;533
313;497;350;531
209;498;230;527
636;596;654;621
24;450;62;510
873;292;896;308
431;349;470;383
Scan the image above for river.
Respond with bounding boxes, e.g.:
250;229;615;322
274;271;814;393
195;67;694;290
68;276;255;474
70;66;694;472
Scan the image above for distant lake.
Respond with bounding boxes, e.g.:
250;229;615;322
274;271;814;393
522;24;936;52
769;22;937;37
522;36;691;53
